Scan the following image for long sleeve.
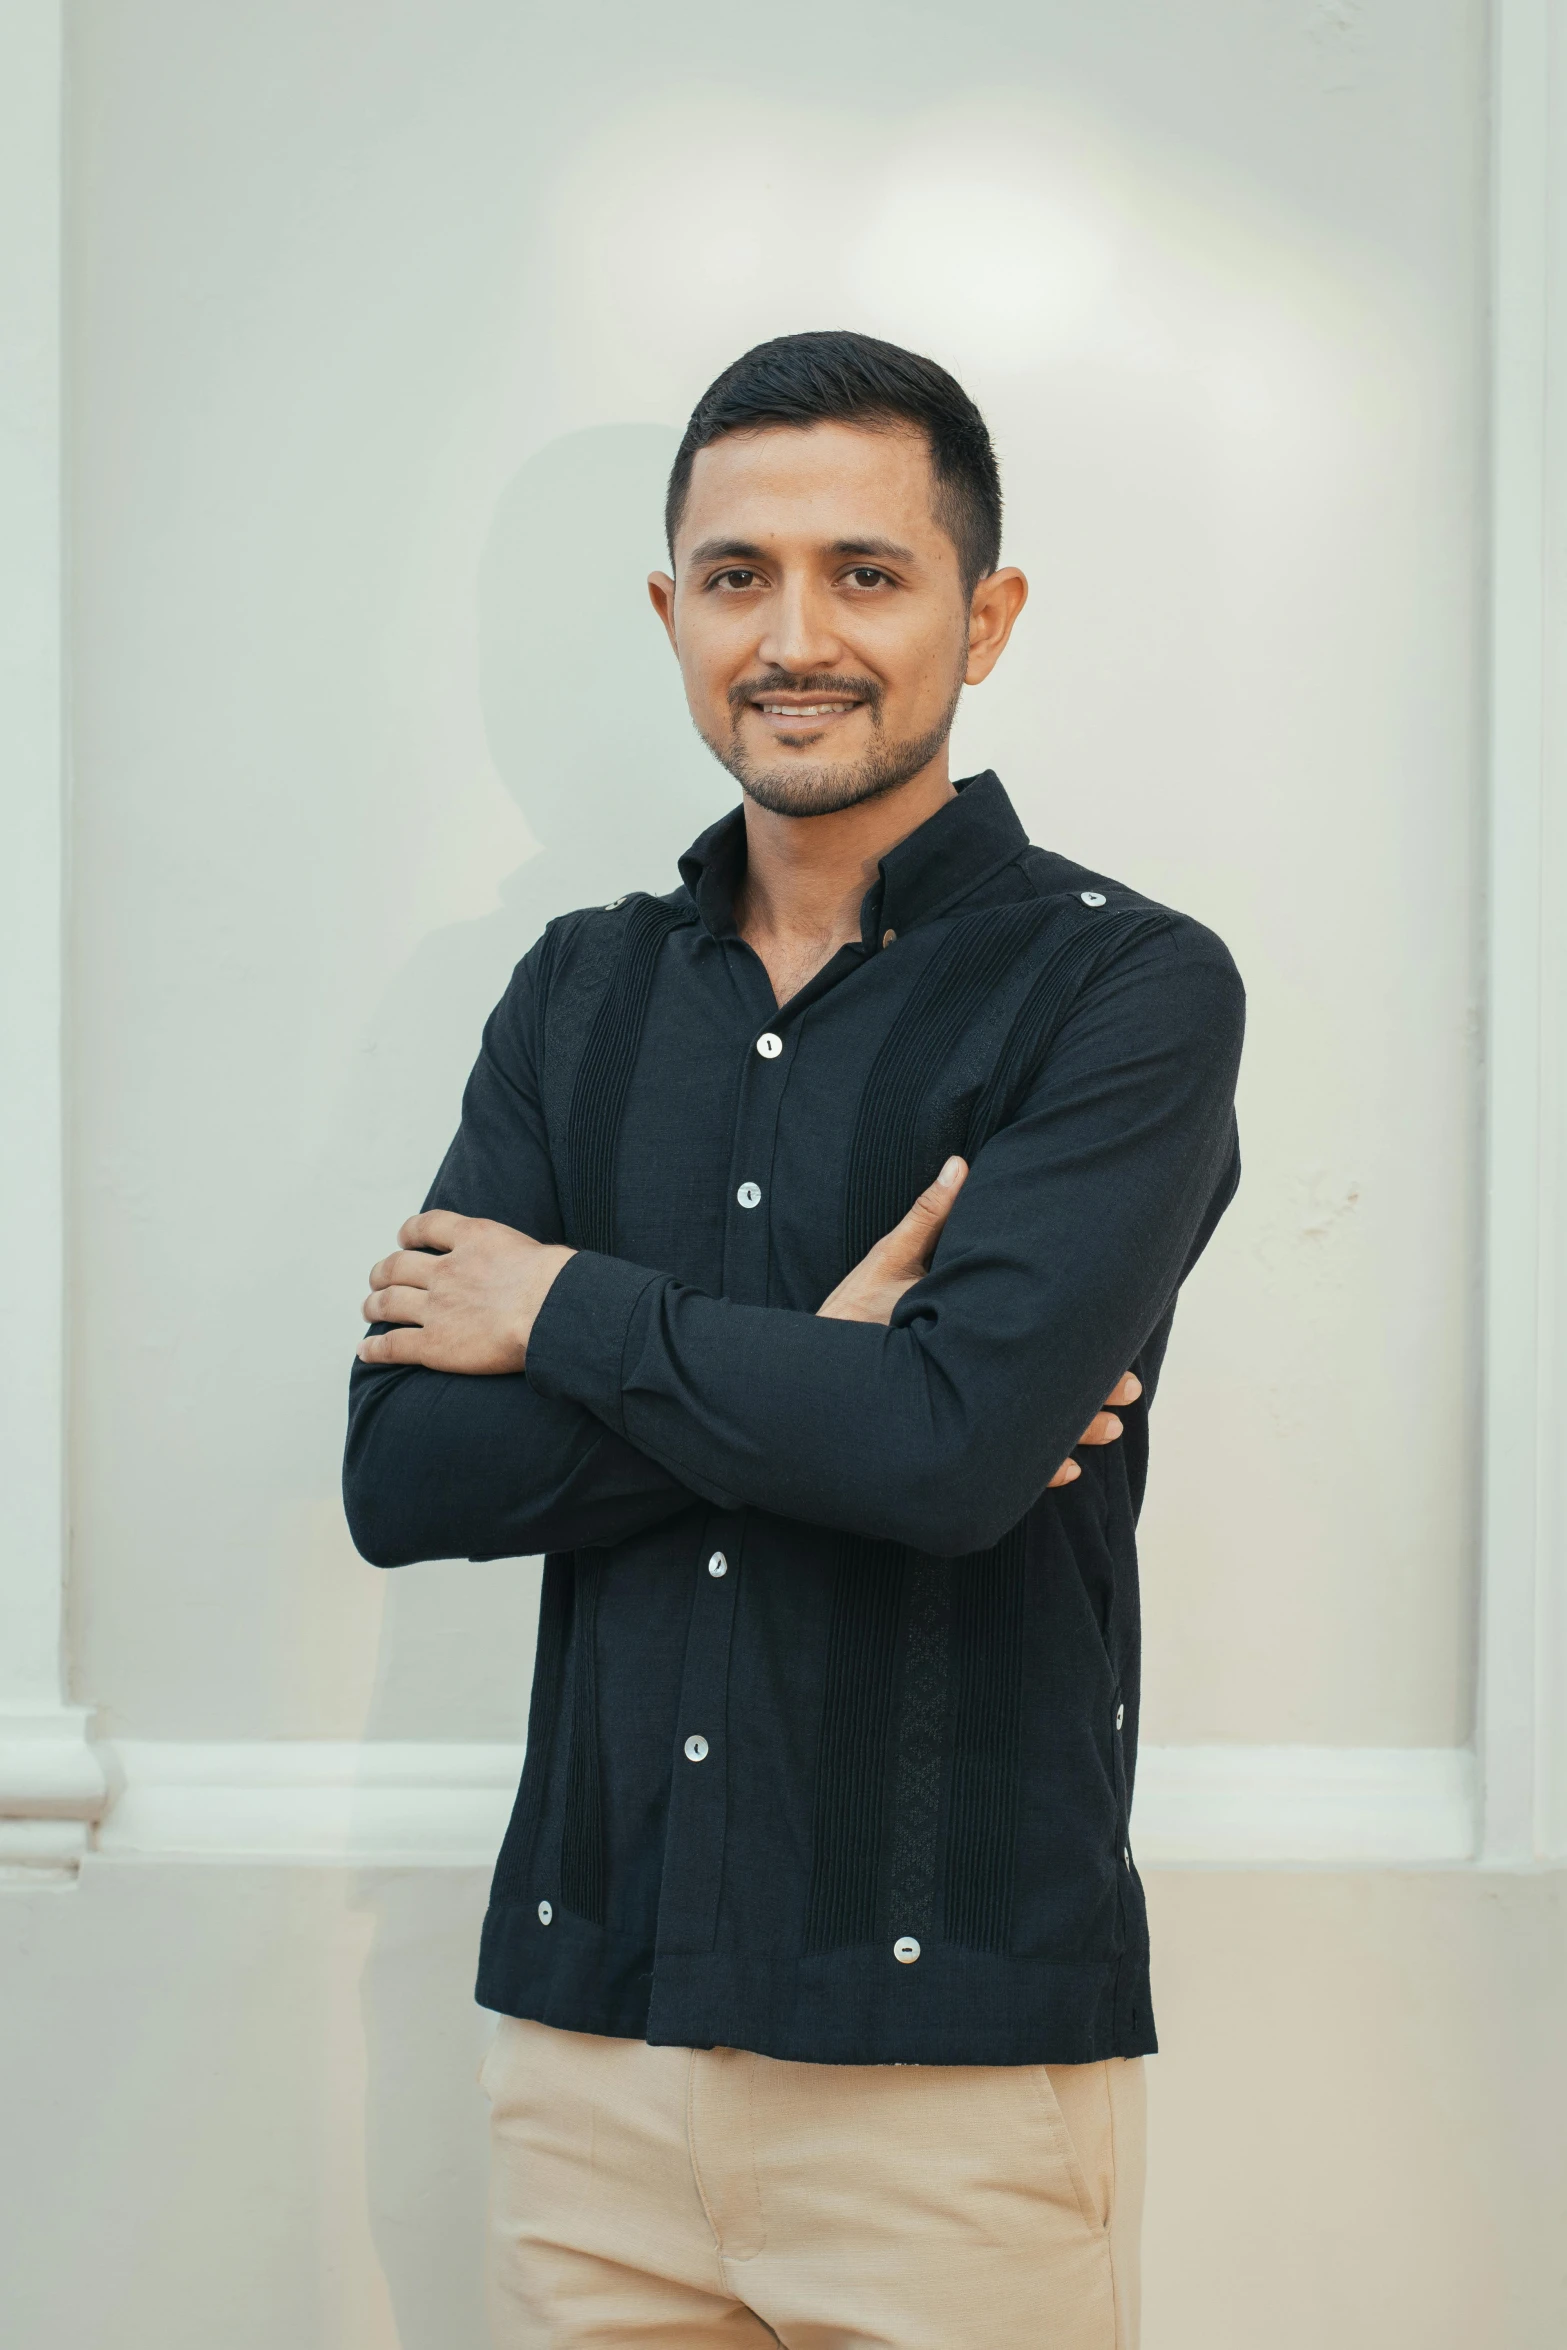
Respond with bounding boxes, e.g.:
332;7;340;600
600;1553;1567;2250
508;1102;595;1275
342;938;697;1568
523;925;1244;1557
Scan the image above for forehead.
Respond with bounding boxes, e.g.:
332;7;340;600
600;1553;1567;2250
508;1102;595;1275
677;419;945;556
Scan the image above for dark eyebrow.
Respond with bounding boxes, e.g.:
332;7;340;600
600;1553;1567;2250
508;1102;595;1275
683;535;920;568
686;538;770;566
828;537;917;564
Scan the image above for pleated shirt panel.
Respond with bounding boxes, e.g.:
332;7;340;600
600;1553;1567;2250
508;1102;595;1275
343;771;1244;2064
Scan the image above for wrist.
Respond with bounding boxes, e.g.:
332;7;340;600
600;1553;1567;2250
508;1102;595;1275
518;1244;576;1359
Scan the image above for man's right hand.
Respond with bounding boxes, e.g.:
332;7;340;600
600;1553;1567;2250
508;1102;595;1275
816;1154;1140;1489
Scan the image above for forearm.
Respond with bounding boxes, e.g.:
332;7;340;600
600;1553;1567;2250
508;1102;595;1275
349;918;1243;1561
341;934;708;1566
524;1250;1172;1557
525;944;1244;1553
343;1354;697;1567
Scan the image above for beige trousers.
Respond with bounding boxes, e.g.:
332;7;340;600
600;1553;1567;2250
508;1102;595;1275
481;2016;1145;2349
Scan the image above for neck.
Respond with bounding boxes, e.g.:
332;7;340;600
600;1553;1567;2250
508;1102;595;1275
735;746;957;1003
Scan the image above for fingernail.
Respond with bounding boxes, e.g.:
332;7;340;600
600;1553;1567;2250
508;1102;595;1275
1104;1415;1123;1440
1062;1460;1081;1480
1124;1375;1142;1399
940;1156;963;1186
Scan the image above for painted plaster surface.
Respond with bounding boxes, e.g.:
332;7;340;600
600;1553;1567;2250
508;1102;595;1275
67;0;1484;1748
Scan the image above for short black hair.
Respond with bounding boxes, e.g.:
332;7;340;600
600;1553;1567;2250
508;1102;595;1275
665;330;1002;595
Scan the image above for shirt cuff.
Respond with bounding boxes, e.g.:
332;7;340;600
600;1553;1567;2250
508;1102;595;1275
524;1249;664;1434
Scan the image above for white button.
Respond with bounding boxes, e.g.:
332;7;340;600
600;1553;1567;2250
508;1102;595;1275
603;895;626;909
893;1936;921;1964
684;1734;709;1763
736;1181;761;1209
756;1031;783;1059
708;1551;728;1578
1080;890;1107;907
1115;1703;1125;1730
537;1900;553;1925
1123;1846;1132;1869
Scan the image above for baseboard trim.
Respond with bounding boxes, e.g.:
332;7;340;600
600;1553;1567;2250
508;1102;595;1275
98;1740;522;1868
78;1738;1481;1872
1132;1743;1477;1867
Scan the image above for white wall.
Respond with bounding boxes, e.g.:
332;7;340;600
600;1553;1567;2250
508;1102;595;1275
66;0;1485;1752
3;1863;1564;2350
3;2;1565;2346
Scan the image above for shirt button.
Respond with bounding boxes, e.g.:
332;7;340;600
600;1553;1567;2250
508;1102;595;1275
1080;890;1107;907
684;1734;709;1763
736;1181;761;1209
708;1551;728;1577
1115;1703;1125;1730
603;895;626;909
893;1936;921;1964
756;1031;783;1059
882;927;897;948
537;1900;553;1925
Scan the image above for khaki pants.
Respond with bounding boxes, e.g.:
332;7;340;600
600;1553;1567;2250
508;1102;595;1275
481;2016;1145;2348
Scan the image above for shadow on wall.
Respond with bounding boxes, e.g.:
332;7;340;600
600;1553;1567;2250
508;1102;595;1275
333;419;730;1312
342;421;732;1747
347;423;730;2348
478;420;732;909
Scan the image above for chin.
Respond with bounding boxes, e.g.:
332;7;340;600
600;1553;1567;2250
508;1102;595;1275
736;762;909;819
707;717;957;820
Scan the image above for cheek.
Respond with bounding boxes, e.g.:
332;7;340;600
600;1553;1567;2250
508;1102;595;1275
677;611;748;712
869;621;966;710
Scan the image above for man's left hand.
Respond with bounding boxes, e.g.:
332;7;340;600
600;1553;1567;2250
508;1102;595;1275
358;1211;574;1372
816;1157;1139;1491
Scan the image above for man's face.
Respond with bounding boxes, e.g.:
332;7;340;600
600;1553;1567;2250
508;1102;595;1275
651;420;979;818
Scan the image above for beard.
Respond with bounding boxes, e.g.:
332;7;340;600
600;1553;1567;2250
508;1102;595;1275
698;668;965;818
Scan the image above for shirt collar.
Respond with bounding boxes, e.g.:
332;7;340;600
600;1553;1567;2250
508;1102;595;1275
677;770;1028;947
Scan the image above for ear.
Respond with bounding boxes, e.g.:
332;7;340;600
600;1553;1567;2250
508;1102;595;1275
647;571;679;654
964;567;1028;686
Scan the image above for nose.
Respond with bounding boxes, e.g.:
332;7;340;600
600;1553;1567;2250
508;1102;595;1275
756;571;844;678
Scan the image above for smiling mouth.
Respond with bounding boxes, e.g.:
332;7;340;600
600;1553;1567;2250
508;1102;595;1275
753;700;861;719
730;674;881;734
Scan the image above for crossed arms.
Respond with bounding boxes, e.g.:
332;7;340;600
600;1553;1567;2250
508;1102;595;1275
343;924;1243;1566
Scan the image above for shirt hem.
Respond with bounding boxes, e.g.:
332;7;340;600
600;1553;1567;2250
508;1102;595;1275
476;1899;1157;2067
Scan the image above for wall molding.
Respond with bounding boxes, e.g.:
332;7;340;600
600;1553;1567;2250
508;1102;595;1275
1132;1745;1476;1869
98;1740;522;1869
0;1708;110;1877
82;1739;1478;1873
0;4;79;1820
1480;0;1567;1864
0;5;104;1887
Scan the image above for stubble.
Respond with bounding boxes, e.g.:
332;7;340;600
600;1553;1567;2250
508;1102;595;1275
699;666;965;818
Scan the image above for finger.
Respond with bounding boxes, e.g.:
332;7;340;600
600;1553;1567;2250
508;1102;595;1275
1105;1372;1142;1406
361;1286;430;1327
1047;1459;1082;1487
397;1209;469;1253
368;1249;437;1292
871;1156;970;1274
1076;1412;1124;1448
357;1327;429;1366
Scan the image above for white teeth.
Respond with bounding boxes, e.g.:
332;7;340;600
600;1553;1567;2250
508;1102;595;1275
759;703;852;716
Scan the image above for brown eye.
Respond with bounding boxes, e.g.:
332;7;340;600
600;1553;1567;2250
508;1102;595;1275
850;567;887;588
715;569;756;589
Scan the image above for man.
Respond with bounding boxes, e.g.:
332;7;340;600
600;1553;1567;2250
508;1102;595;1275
345;330;1243;2349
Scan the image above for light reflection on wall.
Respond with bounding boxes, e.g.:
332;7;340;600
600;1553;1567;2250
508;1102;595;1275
532;88;1411;481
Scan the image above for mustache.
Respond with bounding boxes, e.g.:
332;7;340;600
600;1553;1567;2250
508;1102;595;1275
728;671;883;716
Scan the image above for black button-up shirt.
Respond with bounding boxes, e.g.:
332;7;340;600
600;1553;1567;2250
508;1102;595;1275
344;773;1244;2065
